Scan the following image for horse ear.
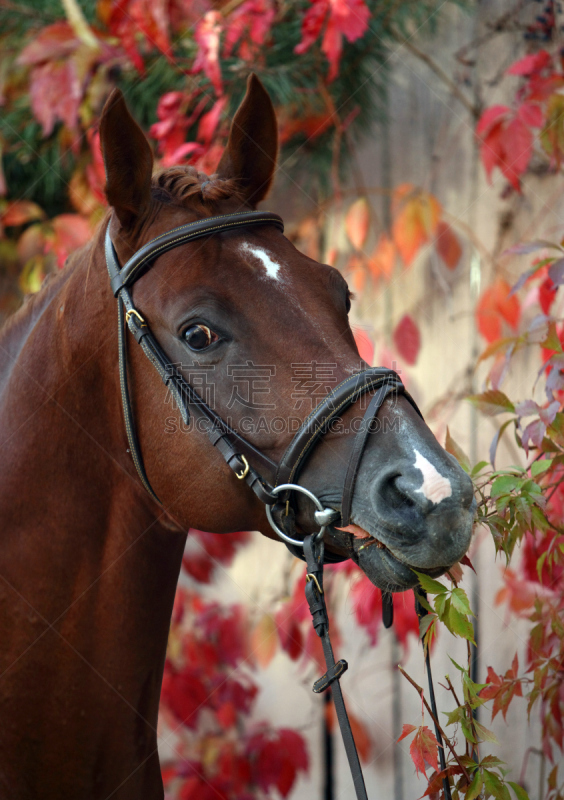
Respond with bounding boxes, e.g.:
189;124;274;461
216;74;278;205
99;88;153;229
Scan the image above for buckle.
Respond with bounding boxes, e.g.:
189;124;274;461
235;455;250;480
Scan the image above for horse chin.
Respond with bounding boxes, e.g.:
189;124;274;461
333;523;455;593
351;538;420;592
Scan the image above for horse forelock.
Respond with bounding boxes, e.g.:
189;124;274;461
152;166;246;210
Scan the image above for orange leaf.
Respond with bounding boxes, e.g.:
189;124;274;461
476;278;521;343
17;223;46;265
251;614;277;669
1;201;45;227
345;197;370;250
348;255;367;292
392;184;441;265
435;221;462;269
347;710;371;763
368;233;395;280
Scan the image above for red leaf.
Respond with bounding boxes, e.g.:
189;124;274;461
352;576;382;646
393;314;421;365
460;554;477;574
476;105;511;137
507;50;552;76
539;276;557;314
435;220;462;269
29;61;82;136
477;107;533;191
223;0;276;60
295;0;370;81
160;667;209;728
518;102;544;128
275;608;304;660
17;21;78;65
408;726;439;776
197;96;227;144
397;723;418;741
192;12;223;95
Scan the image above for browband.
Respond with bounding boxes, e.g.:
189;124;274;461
110;210;284;295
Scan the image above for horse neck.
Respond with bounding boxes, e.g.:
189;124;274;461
0;224;186;798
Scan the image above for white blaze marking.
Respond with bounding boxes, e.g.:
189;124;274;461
239;242;282;281
413;449;452;504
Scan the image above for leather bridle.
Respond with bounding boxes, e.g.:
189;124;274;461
104;210;452;800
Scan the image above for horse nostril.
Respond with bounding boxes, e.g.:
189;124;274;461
381;473;416;511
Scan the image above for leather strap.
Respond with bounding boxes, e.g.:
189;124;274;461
304;534;368;800
340;380;402;527
110;210;284;295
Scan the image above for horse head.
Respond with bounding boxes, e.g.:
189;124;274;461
99;74;475;593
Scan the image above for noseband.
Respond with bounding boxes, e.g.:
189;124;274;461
104;210;451;800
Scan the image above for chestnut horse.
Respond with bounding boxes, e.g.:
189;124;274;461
0;75;474;799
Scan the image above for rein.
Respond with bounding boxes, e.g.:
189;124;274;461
105;211;452;800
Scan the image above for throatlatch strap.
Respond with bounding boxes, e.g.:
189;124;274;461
304;535;368;800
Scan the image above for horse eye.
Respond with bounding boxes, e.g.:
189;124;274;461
184;324;218;351
346;291;353;313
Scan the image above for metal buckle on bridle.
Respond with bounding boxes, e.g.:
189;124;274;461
265;483;337;547
125;309;146;327
235;454;250;480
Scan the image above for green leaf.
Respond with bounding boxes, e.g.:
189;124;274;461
491;475;520;497
419;612;437;638
466;770;484;800
484;770;511;800
443;705;465;726
530;458;553;476
508;781;531;800
471;460;490;477
468;390;515;416
414;571;447;595
474;720;499;744
434;593;450;622
414;593;434;614
447;605;475;643
460;715;476;743
445;427;470;471
541;321;563;352
451;588;474;617
537;550;548;583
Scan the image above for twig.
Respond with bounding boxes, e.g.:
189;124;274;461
390;28;480;120
445;676;462;709
398;665;471;783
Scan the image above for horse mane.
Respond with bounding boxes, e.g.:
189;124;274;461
152;165;246;208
